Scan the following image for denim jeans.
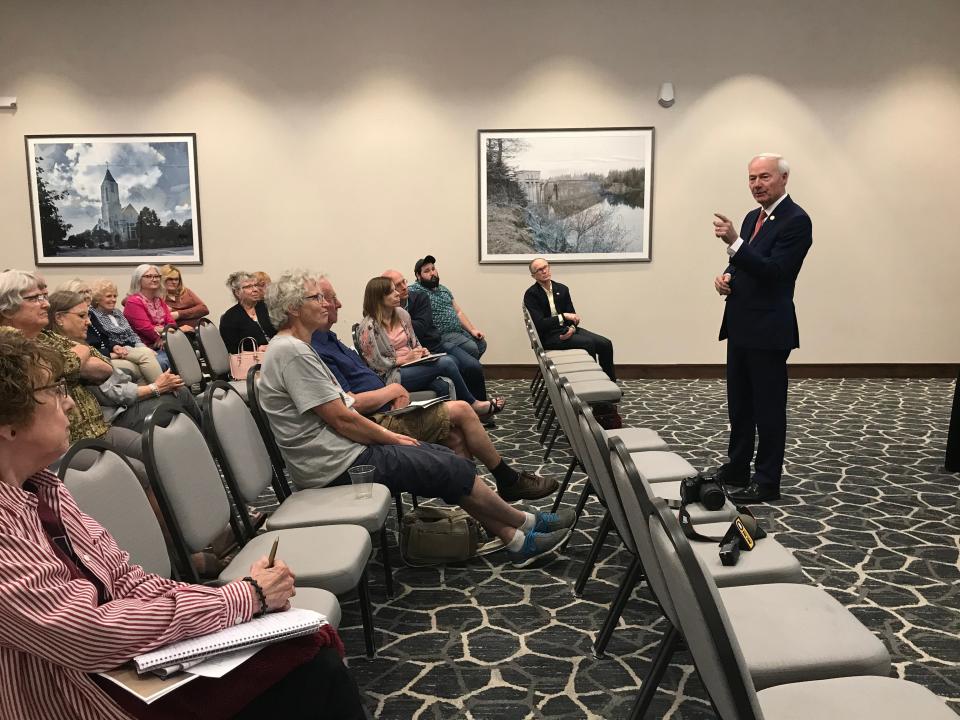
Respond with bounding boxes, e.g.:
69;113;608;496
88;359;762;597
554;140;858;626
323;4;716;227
399;354;477;404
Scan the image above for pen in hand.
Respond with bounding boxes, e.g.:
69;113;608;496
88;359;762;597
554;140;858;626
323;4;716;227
267;538;279;568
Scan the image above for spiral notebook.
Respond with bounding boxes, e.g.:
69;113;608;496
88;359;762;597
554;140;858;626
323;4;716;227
133;608;326;674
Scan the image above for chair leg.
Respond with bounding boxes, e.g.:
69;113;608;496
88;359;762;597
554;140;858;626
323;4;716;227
551;458;578;513
629;624;681;719
411;494;419;509
560;479;594;552
358;570;376;658
534;391;550;424
379;525;394;599
574;510;613;596
539;409;556;443
543;423;562;461
594;554;642;657
394;493;404;524
529;367;542;393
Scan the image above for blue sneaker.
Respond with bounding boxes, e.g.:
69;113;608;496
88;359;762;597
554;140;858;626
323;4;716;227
533;508;576;533
507;529;569;567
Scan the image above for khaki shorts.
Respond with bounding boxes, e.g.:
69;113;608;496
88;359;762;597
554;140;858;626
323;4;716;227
372;403;451;444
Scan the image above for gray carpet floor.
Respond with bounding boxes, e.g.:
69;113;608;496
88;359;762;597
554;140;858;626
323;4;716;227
325;378;960;719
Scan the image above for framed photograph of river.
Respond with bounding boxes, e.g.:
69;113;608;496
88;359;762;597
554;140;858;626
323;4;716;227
25;133;203;266
478;127;653;264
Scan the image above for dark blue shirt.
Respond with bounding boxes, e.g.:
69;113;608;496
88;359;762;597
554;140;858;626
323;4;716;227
310;330;386;395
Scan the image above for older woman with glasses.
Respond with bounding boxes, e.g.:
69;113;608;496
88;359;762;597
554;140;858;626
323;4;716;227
123;264;175;349
219;270;276;354
88;278;167;381
0;331;362;720
160;263;209;331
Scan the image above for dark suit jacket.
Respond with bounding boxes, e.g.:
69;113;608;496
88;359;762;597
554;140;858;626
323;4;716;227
406;291;443;353
524;281;576;343
719;195;812;351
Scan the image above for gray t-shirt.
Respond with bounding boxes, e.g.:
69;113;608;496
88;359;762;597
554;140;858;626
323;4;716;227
258;334;364;488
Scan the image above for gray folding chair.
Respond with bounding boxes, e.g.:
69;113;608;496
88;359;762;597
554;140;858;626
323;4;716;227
142;406;375;654
645;500;896;718
59;439;341;628
163;326;205;393
195;318;248;400
203;381;394;597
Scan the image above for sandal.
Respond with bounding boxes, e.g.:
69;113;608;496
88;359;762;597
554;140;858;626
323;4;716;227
478;396;507;420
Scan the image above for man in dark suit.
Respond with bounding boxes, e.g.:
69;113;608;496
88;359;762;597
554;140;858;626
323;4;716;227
523;258;616;381
712;154;812;503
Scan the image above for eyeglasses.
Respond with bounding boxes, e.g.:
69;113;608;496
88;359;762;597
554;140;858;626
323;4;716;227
21;292;49;303
321;294;338;304
302;294;324;303
532;265;550;274
34;379;68;400
142;274;161;280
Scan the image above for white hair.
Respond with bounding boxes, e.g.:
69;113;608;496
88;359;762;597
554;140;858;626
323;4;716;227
266;269;318;330
128;264;159;295
751;153;790;175
0;269;42;319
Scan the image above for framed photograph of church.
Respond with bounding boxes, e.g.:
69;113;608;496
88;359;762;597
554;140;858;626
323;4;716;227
24;133;203;266
478;126;654;264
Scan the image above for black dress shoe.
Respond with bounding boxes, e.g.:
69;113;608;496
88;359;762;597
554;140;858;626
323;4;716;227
708;464;750;488
727;482;780;504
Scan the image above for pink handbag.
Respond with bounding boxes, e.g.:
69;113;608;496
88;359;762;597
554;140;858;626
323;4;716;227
229;337;262;381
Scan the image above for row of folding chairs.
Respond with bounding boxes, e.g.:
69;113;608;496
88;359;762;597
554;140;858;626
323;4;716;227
524;314;953;716
163;318;248;400
59;374;396;658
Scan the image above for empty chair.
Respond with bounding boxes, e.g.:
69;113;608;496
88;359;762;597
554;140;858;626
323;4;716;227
163;326;205;392
194;318;249;400
141;405;376;654
59;439;341;627
203;381;394;596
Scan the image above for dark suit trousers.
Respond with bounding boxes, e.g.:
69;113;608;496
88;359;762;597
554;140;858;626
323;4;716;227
726;344;790;488
543;326;616;381
946;367;960;473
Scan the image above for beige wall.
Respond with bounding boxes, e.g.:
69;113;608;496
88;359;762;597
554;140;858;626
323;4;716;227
1;0;958;363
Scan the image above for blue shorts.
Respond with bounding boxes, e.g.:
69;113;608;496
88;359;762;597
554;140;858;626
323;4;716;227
332;442;476;503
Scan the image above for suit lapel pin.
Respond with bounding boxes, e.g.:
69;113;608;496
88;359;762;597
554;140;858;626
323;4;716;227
769;215;775;221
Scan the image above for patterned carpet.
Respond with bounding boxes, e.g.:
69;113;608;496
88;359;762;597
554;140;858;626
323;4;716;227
326;378;960;719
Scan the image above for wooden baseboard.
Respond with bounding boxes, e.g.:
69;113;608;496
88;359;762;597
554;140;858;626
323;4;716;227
483;364;960;380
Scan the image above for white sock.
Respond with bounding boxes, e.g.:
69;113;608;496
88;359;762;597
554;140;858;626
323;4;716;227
506;529;525;551
519;511;536;534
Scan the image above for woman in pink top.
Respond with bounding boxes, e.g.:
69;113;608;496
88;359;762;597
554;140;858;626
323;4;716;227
122;264;174;349
357;277;502;418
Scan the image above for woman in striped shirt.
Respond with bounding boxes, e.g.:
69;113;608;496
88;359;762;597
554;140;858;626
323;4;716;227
0;331;362;719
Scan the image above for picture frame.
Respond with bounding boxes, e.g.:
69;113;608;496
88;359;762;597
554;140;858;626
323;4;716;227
478;126;654;264
25;133;203;266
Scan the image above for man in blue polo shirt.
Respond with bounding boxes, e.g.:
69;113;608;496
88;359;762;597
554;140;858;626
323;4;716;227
310;275;557;502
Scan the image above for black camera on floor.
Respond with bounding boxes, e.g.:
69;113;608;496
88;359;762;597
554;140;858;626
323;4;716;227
680;474;726;511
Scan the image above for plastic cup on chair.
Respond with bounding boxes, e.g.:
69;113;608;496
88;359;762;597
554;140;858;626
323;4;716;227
348;465;375;499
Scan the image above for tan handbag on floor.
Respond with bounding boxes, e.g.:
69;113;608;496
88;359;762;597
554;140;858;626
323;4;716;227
229;337;262;381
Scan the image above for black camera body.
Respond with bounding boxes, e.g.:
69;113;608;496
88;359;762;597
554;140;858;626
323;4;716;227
680;474;726;511
719;538;741;566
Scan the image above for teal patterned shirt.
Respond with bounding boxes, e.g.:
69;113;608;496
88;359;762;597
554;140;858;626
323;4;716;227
408;283;464;335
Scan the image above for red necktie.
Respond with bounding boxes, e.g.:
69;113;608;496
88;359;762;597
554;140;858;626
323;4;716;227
749;209;768;241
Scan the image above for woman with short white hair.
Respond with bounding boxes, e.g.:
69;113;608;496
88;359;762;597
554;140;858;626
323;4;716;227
219;270;276;354
88;278;167;380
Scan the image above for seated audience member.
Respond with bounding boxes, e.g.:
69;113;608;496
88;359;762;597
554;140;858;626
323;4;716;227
48;290;200;432
123;264;175;349
357;277;505;418
261;270;571;564
384;268;491;404
0;270;146;482
523;258;617;381
88;279;167;381
160;263;210;330
0;332;364;720
253;270;272;293
313;275;555;501
220;271;276;354
410;254;488;360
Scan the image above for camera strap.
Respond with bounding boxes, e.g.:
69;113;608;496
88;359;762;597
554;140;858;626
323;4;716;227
678;504;766;549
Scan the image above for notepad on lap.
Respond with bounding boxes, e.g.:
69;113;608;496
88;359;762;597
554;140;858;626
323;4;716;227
380;395;449;416
133;608;326;674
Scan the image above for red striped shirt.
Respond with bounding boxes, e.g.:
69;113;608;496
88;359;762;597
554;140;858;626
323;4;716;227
0;470;257;720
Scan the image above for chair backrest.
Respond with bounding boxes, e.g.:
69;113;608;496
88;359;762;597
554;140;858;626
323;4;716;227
163;326;203;387
351;322;362;355
607;438;679;627
59;440;171;578
246;364;293;499
195;318;231;378
143;404;235;582
203;381;277;535
570;391;636;554
648;502;762;720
